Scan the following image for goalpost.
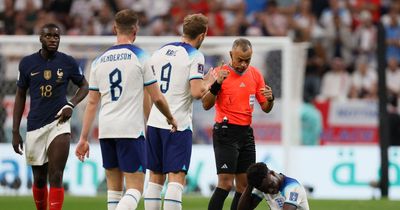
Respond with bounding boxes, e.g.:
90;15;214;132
0;35;307;175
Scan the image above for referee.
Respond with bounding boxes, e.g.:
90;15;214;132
202;38;274;210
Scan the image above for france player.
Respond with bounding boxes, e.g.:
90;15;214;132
75;9;177;210
144;14;209;210
12;23;89;210
238;163;310;210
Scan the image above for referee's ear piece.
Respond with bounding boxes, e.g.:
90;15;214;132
229;51;232;59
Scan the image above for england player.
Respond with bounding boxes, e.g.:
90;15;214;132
12;23;89;210
238;162;310;210
75;9;177;210
143;14;208;210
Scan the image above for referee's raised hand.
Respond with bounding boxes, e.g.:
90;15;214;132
260;85;273;101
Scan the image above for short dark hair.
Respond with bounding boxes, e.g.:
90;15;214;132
247;162;269;188
41;23;60;32
115;9;139;34
183;13;208;40
232;38;252;52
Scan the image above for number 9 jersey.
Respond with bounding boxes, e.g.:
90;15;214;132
89;44;155;139
146;42;205;131
17;51;85;131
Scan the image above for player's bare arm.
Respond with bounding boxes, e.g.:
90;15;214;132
57;78;89;124
12;87;27;155
237;185;262;210
75;90;100;162
190;79;207;99
201;69;229;110
260;85;274;113
143;89;152;123
145;82;178;132
283;203;298;210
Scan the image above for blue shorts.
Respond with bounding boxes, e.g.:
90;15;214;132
99;137;146;173
146;126;192;174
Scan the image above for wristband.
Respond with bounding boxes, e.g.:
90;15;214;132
268;94;274;102
67;101;75;109
209;81;222;96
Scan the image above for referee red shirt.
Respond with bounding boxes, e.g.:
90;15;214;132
213;64;267;126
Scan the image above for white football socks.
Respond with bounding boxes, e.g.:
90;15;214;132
116;188;141;210
144;182;163;210
163;182;183;210
107;190;123;210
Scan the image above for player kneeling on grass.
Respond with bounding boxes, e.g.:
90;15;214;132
238;162;310;210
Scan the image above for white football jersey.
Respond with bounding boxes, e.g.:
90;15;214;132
147;42;205;131
89;44;155;138
253;176;310;210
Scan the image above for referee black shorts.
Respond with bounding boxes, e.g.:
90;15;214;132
212;122;256;174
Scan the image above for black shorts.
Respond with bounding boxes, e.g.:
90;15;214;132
212;122;256;174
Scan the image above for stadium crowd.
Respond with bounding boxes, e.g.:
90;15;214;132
1;0;400;102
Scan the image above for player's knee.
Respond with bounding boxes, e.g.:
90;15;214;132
48;170;64;186
217;177;234;191
33;177;47;188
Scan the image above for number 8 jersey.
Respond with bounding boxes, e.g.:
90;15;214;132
147;42;205;131
89;44;155;139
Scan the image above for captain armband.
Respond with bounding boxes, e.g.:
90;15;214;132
209;81;222;96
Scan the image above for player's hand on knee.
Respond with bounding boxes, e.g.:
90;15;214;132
55;102;74;124
12;132;23;155
167;117;178;132
75;139;90;162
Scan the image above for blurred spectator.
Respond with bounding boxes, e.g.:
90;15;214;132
67;15;85;35
347;0;381;26
323;9;354;67
0;0;17;34
300;96;322;145
384;7;400;62
69;0;104;25
381;1;400;26
386;57;400;97
388;94;400;146
117;0;171;21
303;43;327;105
44;0;72;28
206;0;225;36
318;57;351;101
353;10;377;65
292;0;324;42
22;0;40;34
90;3;114;35
348;56;377;99
320;0;352;28
245;0;268;22
262;0;289;36
218;0;245;35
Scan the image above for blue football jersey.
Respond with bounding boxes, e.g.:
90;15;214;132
17;51;84;131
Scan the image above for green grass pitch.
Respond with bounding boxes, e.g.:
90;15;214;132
1;195;400;210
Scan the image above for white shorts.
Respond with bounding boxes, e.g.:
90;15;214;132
25;119;71;165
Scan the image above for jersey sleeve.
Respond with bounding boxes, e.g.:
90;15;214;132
16;58;29;89
68;56;85;85
251;188;265;200
189;51;205;80
254;67;267;104
143;57;157;86
88;60;99;91
282;183;303;207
